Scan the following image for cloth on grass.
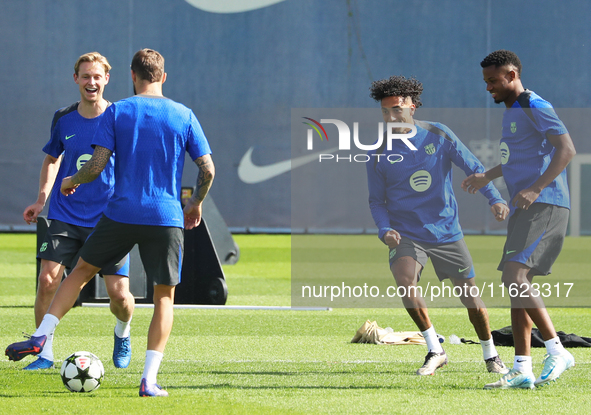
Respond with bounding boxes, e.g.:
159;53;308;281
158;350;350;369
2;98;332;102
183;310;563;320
351;320;426;345
491;326;591;348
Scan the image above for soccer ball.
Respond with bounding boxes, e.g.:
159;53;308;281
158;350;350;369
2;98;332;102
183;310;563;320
60;351;104;392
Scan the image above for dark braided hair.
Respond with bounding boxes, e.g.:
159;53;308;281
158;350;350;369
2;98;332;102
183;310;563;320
480;50;522;77
369;75;423;107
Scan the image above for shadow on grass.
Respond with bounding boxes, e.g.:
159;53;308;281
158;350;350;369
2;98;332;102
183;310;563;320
165;383;490;391
169;383;409;390
0;391;75;398
161;368;494;391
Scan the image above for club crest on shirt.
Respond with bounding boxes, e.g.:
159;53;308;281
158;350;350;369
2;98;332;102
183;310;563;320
424;143;436;155
510;122;517;134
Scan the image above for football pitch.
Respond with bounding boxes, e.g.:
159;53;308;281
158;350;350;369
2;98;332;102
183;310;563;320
0;233;590;414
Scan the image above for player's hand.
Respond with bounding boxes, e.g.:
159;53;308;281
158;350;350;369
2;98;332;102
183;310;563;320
183;199;202;230
511;187;540;210
60;176;79;196
490;203;509;222
383;229;401;249
23;202;44;224
461;173;490;194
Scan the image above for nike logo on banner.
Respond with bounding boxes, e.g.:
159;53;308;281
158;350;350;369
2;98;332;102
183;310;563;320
237;146;338;184
184;0;287;13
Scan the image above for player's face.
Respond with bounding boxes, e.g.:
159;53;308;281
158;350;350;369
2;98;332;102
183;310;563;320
380;96;415;132
74;62;110;104
482;65;515;105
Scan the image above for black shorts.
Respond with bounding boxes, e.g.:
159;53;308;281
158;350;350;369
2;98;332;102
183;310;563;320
498;203;569;276
37;219;129;276
389;236;475;281
79;215;183;286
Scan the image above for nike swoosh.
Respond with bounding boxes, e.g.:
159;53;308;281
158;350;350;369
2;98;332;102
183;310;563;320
506;376;518;384
458;267;470;273
65;134;75;140
540;367;554;380
506;250;516;255
184;0;286;13
238;146;339;184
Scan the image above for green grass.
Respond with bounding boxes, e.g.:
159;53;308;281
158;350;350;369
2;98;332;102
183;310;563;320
292;234;591;308
1;234;590;414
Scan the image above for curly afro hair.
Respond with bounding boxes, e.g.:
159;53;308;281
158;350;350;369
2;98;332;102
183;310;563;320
369;75;423;107
480;50;522;77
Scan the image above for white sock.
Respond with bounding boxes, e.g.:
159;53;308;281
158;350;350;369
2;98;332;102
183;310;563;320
545;336;565;356
34;314;60;339
115;317;132;338
480;337;498;361
37;332;54;361
142;350;164;384
513;355;533;374
421;326;444;354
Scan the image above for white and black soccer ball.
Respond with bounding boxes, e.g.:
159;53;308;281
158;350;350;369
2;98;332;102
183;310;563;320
60;351;104;393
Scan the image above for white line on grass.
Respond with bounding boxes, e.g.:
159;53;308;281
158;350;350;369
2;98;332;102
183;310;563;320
81;303;332;311
159;359;591;364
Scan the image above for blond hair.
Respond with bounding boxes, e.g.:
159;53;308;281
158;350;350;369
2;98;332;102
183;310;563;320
74;52;111;76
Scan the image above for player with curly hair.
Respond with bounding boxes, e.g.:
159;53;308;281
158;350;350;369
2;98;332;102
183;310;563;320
463;50;576;389
366;75;510;376
369;75;424;107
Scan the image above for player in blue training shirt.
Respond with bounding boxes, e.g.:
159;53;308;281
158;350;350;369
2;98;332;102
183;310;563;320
463;50;576;390
9;52;134;371
367;75;510;376
5;49;215;398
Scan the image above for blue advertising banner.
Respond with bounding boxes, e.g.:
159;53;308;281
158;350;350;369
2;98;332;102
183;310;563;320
1;0;590;232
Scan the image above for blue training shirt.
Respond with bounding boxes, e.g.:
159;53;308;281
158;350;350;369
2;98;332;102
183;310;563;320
92;95;212;227
501;90;570;214
367;120;506;244
43;102;115;227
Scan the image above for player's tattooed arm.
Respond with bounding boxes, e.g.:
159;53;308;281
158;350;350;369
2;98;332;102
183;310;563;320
61;146;112;196
71;146;113;185
183;154;214;230
191;154;215;204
